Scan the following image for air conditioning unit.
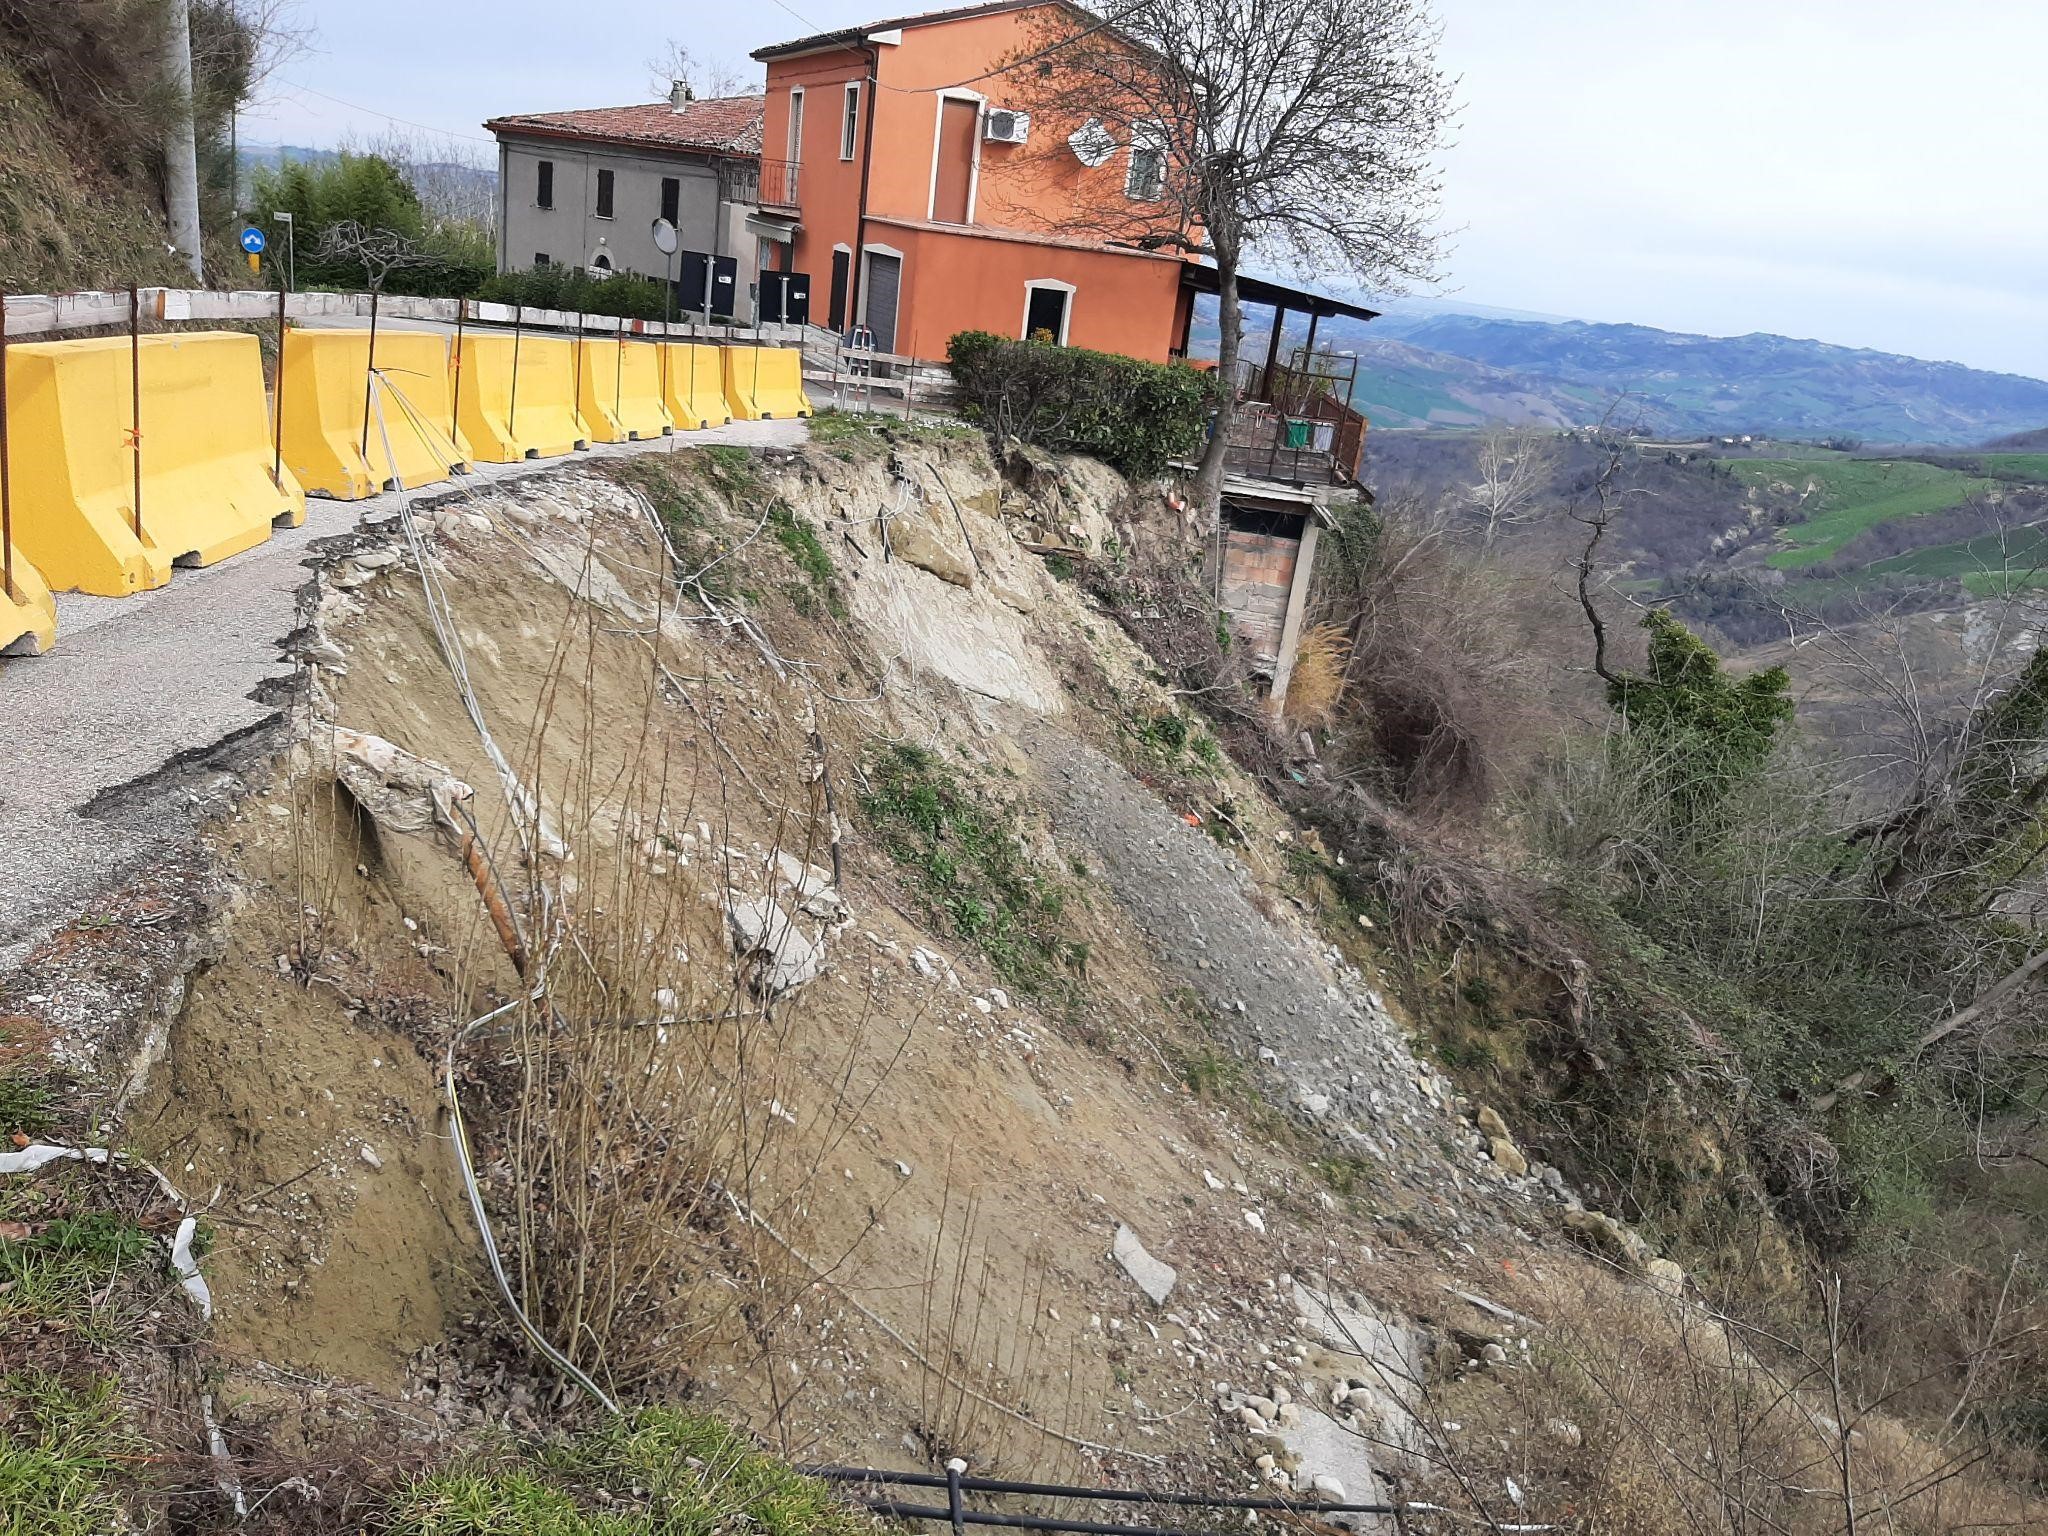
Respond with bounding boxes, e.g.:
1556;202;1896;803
983;109;1030;144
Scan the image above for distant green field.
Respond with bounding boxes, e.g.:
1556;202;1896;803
1979;453;2048;481
1352;374;1480;426
1864;524;2048;581
1732;458;1996;568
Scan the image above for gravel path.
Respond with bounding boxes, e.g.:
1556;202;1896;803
1021;715;1544;1221
0;419;806;959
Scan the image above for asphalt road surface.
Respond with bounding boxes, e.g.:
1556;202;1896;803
0;418;806;962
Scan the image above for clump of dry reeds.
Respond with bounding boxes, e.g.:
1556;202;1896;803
1283;621;1352;729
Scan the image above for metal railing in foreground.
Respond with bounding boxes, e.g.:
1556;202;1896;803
802;1462;1404;1536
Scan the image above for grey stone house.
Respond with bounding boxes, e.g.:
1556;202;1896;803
485;89;794;323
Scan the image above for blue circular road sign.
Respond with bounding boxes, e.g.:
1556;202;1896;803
240;227;267;254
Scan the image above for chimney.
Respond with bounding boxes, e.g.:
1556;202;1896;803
669;79;693;111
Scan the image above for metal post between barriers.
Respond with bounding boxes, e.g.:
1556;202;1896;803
613;321;625;425
128;284;143;540
272;280;287;486
450;297;467;450
573;309;586;432
359;285;381;458
752;318;763;414
0;291;11;598
509;303;523;438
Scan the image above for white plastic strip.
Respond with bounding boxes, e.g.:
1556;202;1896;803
3;1143;246;1514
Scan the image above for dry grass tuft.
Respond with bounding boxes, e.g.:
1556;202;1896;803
1283;622;1351;729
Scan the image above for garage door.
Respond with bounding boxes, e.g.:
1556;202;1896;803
863;251;901;354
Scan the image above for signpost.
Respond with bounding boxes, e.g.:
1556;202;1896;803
653;218;679;415
239;225;266;276
273;211;295;291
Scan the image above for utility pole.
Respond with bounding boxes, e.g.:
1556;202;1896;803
160;0;205;282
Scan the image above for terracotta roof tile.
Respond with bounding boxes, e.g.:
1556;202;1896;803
484;94;764;155
752;1;1058;60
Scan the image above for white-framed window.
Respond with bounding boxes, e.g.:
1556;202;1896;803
1125;122;1165;201
841;81;861;160
1020;279;1075;345
787;87;806;165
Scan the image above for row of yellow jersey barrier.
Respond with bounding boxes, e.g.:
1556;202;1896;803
0;326;812;659
0;331;304;661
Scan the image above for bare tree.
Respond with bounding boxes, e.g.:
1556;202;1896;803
343;127;497;225
1468;424;1559;545
1008;0;1450;526
315;219;436;292
644;40;752;101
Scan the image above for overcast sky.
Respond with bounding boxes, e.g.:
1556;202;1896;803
241;0;2048;379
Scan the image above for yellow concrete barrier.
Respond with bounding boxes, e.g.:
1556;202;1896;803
453;333;590;464
279;328;466;498
660;344;731;431
4;332;303;596
0;554;56;656
722;345;813;422
574;338;673;443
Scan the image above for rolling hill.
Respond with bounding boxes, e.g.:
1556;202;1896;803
1303;311;2048;445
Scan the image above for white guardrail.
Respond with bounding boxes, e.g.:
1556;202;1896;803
0;288;807;345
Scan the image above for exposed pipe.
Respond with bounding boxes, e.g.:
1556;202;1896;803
804;1467;1397;1515
1;292;12;599
272;282;287;486
128;285;143;540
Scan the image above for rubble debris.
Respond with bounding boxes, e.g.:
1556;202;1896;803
1112;1222;1178;1305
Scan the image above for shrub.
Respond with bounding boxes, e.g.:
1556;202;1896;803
248;152;493;297
477;264;679;321
946;330;1213;478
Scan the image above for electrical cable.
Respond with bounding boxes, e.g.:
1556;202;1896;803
443;998;623;1416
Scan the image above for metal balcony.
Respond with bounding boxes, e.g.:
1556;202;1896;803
722;157;800;209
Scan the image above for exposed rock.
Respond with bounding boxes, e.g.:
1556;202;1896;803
1564;1208;1654;1270
1293;1281;1421;1386
1646;1257;1687;1297
1112;1223;1177;1306
1489;1136;1529;1178
889;514;975;588
724;897;826;997
328;727;473;843
1476;1104;1512;1142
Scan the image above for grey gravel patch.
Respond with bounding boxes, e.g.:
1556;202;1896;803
1017;715;1543;1221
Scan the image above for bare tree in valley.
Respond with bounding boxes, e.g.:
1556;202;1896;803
1468;423;1561;545
1006;0;1451;526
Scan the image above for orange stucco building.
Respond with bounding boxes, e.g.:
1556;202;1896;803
751;1;1201;363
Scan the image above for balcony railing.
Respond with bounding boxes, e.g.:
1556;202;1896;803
1223;353;1368;486
1222;396;1368;487
721;157;800;209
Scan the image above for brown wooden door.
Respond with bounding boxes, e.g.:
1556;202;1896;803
932;98;978;224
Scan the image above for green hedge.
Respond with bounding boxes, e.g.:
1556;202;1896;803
946;331;1214;479
476;264;682;321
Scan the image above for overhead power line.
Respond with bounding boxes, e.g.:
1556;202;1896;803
271;77;499;144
